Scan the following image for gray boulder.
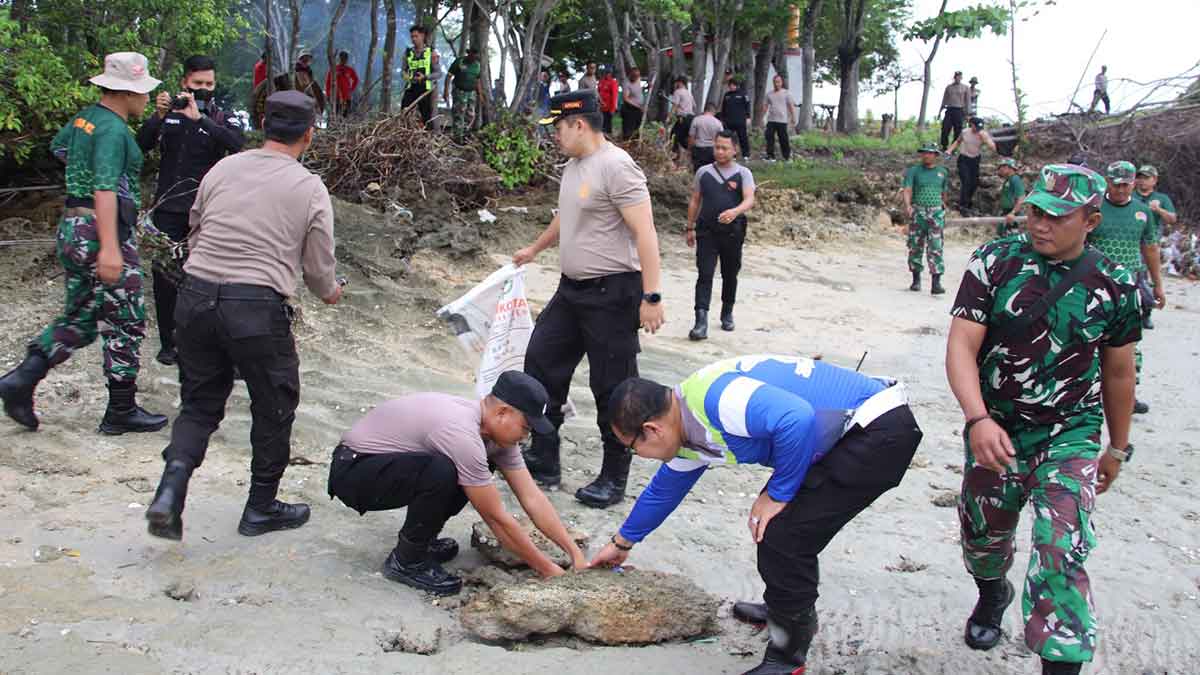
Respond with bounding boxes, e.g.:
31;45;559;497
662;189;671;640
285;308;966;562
459;568;719;644
469;519;588;569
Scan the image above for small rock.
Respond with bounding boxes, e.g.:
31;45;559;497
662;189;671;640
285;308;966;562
460;568;719;644
33;545;63;563
945;463;964;474
932;491;959;508
885;555;929;573
470;519;589;569
164;581;198;602
377;622;457;655
909;453;931;469
17;627;33;638
115;476;154;494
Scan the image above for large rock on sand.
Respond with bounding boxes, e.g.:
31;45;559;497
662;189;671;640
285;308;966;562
459;568;719;644
470;519;589;569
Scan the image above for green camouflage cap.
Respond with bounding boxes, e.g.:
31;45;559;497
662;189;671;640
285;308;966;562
1105;160;1136;184
998;158;1018;169
917;142;939;154
1136;164;1158;177
1023;163;1107;216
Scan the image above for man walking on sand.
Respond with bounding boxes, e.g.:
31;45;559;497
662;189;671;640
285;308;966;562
946;164;1139;675
513;91;665;509
902;143;950;295
328;371;588;596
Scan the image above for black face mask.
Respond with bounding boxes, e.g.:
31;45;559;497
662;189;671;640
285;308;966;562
188;88;214;102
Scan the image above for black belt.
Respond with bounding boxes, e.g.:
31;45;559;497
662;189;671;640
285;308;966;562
560;271;640;290
182;274;283;301
65;196;95;209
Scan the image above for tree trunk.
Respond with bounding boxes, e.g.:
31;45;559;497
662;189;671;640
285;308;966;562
325;0;351;121
668;21;686;80
381;0;397;112
264;0;274;97
691;18;709;107
640;15;664;120
835;0;867;134
288;0;303;71
471;0;493;123
916;0;949;130
797;0;823;132
508;0;560;114
751;37;774;129
361;0;380;111
10;0;30;30
603;0;631;78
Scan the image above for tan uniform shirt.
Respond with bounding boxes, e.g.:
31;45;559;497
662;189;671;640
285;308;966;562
942;82;969;109
557;142;650;280
958;128;991;158
186;148;338;299
671;88;696;116
689;114;724;147
766;89;793;124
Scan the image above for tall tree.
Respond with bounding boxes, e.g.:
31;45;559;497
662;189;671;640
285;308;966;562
796;0;824;131
361;0;380;110
325;0;350;120
381;0;398;112
834;0;868;133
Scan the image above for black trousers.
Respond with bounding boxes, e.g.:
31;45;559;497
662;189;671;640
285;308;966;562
401;86;433;124
620;104;644;140
672;115;694;151
757;404;922;617
1090;89;1110;114
327;445;469;544
940;107;964;149
728;123;750;158
691;146;715;173
694;224;745;311
602;111;614;135
163;275;300;486
765;121;791;160
958;154;981;210
150;210;190;352
524;272;642;456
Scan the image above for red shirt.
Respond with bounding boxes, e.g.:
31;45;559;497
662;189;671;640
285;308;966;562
325;64;360;102
253;60;267;89
598;77;619;113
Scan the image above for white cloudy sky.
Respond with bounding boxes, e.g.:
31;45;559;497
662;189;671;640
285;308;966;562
820;0;1198;122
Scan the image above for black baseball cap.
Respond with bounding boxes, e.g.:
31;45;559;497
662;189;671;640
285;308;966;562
265;90;316;138
539;90;599;126
492;371;555;434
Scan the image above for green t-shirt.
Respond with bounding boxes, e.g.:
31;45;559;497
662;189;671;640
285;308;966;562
1133;190;1175;238
449;58;481;92
903;164;948;208
50;104;142;203
951;233;1141;429
1090;197;1155;272
1000;174;1025;213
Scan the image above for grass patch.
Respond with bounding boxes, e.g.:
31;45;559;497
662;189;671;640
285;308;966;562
789;126;938;155
750;158;865;193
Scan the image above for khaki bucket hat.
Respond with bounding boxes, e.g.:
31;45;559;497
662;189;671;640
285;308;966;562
89;52;161;94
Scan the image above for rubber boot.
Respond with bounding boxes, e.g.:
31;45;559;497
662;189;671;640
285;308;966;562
720;304;735;331
733;601;768;624
1133;400;1149;415
1041;659;1082;675
0;347;49;430
931;274;946;295
98;381;169;435
688;309;709;341
741;606;818;675
237;480;311;536
964;577;1014;650
522;432;561;488
382;533;463;596
575;445;632;509
909;271;921;292
145;459;193;541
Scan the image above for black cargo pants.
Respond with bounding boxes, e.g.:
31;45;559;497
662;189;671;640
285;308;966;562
162;274;300;485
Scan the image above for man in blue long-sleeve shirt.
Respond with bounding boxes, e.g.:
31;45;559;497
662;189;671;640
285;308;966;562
590;355;923;675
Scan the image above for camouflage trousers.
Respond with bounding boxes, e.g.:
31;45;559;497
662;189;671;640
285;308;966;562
452;88;477;140
959;412;1102;663
907;206;945;274
32;214;146;383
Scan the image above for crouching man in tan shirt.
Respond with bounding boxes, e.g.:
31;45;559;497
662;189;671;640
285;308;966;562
146;90;342;541
329;371;588;595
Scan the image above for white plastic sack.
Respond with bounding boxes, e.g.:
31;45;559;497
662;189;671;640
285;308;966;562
437;264;534;399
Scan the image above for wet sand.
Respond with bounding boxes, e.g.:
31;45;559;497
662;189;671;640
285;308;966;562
1;225;1198;674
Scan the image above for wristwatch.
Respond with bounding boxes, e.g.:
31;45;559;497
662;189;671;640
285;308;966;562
643;292;662;305
1106;443;1134;464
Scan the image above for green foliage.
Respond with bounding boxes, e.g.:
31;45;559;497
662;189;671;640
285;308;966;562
477;114;546;189
812;0;911;84
904;3;1010;43
751;157;863;193
789;127;935;153
0;18;91;162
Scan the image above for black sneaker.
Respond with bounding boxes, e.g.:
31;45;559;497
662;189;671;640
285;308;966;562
382;550;462;596
155;347;178;366
732;601;768;624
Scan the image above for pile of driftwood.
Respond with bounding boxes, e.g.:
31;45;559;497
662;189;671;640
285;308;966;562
304;113;502;206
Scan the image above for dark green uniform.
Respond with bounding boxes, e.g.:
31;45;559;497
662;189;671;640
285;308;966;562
1090;196;1154;379
448;58;481;140
1133;189;1175;239
903;164;949;274
997;173;1025;237
952;232;1141;664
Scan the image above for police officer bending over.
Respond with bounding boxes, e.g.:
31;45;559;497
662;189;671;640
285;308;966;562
138;54;244;366
145;91;342;541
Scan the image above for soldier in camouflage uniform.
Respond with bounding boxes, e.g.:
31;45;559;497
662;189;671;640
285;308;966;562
1088;161;1162;414
902;142;950;294
945;164;1141;675
0;53;168;435
444;48;484;142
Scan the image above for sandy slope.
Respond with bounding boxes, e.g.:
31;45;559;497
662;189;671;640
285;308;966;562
0;224;1197;674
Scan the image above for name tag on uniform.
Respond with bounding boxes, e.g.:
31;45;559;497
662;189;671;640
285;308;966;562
165;118;182;125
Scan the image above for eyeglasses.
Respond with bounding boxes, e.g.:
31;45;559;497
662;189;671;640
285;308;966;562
626;410;657;455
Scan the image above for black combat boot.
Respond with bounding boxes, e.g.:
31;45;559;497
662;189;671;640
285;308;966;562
382;533;463;596
155;346;178;366
909;271;921;292
733;601;768;624
720;304;735;331
1041;659;1082;675
931;274;946;295
522;432;561;488
575;445;632;508
964;577;1014;650
742;605;818;675
98;380;169;435
237;479;311;536
688;309;709;341
427;537;460;563
145;459;193;541
0;347;50;430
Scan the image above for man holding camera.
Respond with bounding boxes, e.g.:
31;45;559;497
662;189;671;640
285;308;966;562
137;55;244;366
